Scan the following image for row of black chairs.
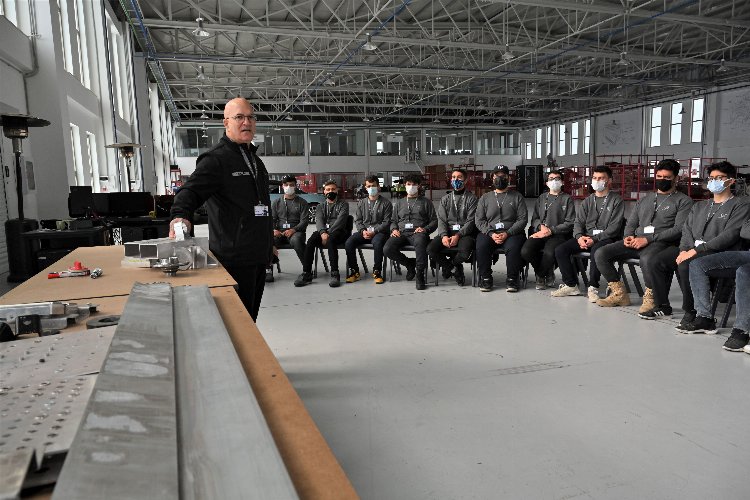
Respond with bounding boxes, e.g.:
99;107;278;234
274;216;736;326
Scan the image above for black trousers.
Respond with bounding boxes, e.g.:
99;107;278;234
555;237;614;288
521;235;569;278
345;232;387;272
651;246;715;313
222;262;266;322
426;235;475;268
594;240;673;288
475;233;526;280
273;231;306;263
383;232;430;270
302;231;346;274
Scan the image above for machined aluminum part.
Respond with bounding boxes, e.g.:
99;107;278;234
0;302;66;322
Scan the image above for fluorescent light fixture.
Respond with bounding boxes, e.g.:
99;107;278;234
193;18;209;38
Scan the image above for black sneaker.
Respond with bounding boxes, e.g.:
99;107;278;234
722;329;750;351
535;276;546;290
454;264;465;287
674;312;697;331
506;278;519;293
416;270;426;290
405;258;417;281
265;266;275;283
677;315;718;334
638;305;673;320
441;262;453;280
294;272;312;287
479;277;493;292
329;271;341;288
545;272;555;288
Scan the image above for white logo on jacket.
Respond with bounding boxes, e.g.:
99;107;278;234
232;171;252;176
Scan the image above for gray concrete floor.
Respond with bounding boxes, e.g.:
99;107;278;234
258;249;749;500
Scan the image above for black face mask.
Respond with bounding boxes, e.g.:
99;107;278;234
493;177;509;190
325;192;338;200
655;179;673;192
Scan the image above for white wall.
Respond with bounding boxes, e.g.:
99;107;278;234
523;85;750;170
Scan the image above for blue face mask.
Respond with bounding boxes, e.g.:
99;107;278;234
451;179;464;191
707;179;728;194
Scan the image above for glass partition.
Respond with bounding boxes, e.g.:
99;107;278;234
309;128;365;156
254;128;305;156
476;131;519;155
370;129;421;157
425;130;473;155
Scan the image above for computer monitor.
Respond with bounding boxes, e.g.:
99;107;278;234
68;186;94;217
106;192;154;217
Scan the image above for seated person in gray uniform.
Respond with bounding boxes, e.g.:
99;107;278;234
551;166;625;301
641;161;749;324
520;170;576;290
267;175;309;282
474;166;528;293
426;167;478;286
685;219;750;353
294;180;350;288
595;159;693;308
345;175;393;284
383;174;438;290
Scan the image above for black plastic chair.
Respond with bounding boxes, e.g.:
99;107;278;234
472;247;529;289
708;268;737;328
433;247;476;286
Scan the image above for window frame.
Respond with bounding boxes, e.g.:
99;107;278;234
558;124;566;156
670;102;682;145
691;97;704;143
650;106;662;147
584;119;591;154
570;122;579;155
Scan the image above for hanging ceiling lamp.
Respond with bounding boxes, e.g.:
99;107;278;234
363;33;377;51
192;17;209;37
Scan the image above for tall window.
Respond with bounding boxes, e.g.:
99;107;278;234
56;0;74;73
584;119;591;154
73;0;90;88
525;143;532;160
69;124;84;185
650;106;662;147
545;126;551;156
558;124;566;156
535;128;542;159
691;97;704;143
570;122;579;155
85;132;100;191
670;103;683;145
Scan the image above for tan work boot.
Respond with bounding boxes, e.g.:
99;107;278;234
639;288;654;314
596;281;631;307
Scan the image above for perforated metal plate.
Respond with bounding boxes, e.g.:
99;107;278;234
0;376;96;457
0;327;116;388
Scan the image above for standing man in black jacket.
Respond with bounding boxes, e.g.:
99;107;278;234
170;97;272;321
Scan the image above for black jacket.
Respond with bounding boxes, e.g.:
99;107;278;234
171;135;273;266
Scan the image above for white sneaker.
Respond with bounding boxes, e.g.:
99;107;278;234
551;284;581;297
744;344;750;355
587;286;599;303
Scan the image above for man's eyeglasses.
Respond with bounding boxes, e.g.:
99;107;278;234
230;114;257;123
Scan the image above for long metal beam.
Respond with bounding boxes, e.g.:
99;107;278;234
53;282;179;500
173;286;297;500
169;84;627;101
154;53;707;87
143;19;750;68
481;0;750;29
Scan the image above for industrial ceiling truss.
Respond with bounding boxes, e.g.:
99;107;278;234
117;0;750;128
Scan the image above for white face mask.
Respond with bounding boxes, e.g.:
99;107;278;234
283;185;296;195
547;179;563;192
406;185;419;196
591;180;607;192
367;186;379;197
